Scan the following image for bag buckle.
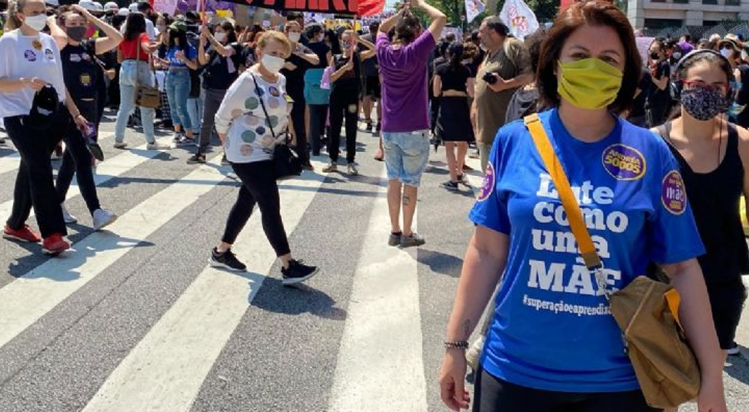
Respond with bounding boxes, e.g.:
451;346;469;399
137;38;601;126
589;263;611;301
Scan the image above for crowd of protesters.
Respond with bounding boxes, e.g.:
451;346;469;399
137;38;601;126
0;0;747;410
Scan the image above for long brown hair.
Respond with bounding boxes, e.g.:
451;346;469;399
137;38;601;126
536;0;641;114
5;0;29;31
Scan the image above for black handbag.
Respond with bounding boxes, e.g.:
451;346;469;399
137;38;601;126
250;73;302;181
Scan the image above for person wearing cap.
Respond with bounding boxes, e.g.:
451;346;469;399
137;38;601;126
155;20;198;144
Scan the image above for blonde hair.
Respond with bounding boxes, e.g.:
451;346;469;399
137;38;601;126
5;0;27;31
256;30;292;58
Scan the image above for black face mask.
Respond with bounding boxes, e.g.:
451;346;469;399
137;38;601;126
650;51;660;60
67;26;87;42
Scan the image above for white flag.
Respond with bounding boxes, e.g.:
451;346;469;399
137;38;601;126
465;0;486;24
499;0;540;40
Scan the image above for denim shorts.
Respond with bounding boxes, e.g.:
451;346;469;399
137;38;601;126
382;130;430;187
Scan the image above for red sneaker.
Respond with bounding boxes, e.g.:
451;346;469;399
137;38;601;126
3;224;41;243
42;234;70;255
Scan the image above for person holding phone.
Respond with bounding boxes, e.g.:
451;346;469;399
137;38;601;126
56;4;121;230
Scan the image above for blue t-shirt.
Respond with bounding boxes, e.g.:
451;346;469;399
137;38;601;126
165;45;196;68
470;108;705;393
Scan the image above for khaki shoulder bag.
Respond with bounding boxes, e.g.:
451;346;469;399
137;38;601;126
134;39;161;109
523;113;701;409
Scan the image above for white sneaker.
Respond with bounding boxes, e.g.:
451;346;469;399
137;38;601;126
727;342;741;356
61;204;77;224
147;142;171;151
93;208;117;231
113;142;127;149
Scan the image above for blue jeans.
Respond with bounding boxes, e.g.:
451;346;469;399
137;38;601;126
382;130;431;187
115;60;156;144
186;88;204;135
165;69;192;131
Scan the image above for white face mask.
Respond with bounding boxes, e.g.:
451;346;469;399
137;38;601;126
214;32;226;42
261;54;285;74
721;48;734;59
23;14;48;32
288;32;301;43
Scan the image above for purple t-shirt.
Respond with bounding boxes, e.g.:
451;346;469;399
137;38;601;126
376;31;435;133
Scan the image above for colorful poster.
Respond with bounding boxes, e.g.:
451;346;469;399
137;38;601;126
154;0;179;15
465;0;485;24
499;0;539;40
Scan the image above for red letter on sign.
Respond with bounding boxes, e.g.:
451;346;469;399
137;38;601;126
317;0;329;11
263;0;274;6
309;0;318;9
332;0;346;11
348;0;357;13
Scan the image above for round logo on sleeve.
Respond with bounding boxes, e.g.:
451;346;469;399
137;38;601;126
661;170;687;215
44;49;54;60
601;144;646;181
477;162;495;202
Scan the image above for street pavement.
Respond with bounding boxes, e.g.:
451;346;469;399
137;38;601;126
0;112;747;412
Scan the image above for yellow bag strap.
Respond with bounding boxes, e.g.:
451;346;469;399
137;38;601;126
524;114;602;270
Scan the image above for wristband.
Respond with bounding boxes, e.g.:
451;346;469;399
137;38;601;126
444;340;469;350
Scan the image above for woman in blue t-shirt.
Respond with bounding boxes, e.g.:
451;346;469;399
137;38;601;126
439;2;727;412
156;22;197;144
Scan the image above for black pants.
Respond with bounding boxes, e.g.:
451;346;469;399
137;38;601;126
308;104;328;156
222;161;290;257
4;112;67;238
197;87;227;154
56;99;101;214
289;92;309;164
473;368;660;412
328;93;357;163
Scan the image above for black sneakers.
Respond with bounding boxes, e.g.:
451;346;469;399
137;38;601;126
281;259;319;286
187;153;207;164
210;248;247;272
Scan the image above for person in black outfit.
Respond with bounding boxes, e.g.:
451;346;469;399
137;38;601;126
646;39;673;127
433;42;474;191
321;29;375;176
281;20;319;170
186;22;243;164
56;6;121;230
303;23;332;158
654;50;748;360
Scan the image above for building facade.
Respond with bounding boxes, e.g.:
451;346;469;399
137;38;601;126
628;0;749;29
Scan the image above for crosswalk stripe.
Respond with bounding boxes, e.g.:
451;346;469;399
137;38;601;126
80;160;328;412
0;135;171;224
0;152;226;350
0;152;20;176
328;167;428;412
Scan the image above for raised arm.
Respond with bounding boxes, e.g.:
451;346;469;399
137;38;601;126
71;5;123;55
411;0;446;43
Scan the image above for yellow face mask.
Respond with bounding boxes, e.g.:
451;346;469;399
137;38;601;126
557;58;623;110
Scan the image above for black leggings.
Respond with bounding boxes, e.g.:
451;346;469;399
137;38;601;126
289;92;309;164
328;93;357;163
4;112;67;238
221;161;290;257
473;368;660;412
56;99;101;214
308;104;328;156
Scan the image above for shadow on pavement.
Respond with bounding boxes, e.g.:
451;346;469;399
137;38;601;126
724;350;749;386
417;249;463;278
249;276;347;321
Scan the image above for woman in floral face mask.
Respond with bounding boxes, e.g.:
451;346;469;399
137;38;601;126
439;2;727;412
653;51;749;387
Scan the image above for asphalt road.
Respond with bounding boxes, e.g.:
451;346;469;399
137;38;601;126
0;112;746;412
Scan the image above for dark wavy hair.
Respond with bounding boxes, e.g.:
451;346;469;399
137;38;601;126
395;11;422;44
448;42;464;69
536;0;641;114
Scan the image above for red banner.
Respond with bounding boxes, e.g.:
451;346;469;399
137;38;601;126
239;0;360;14
358;0;385;17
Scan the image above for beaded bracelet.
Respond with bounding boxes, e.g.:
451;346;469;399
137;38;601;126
444;340;469;350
